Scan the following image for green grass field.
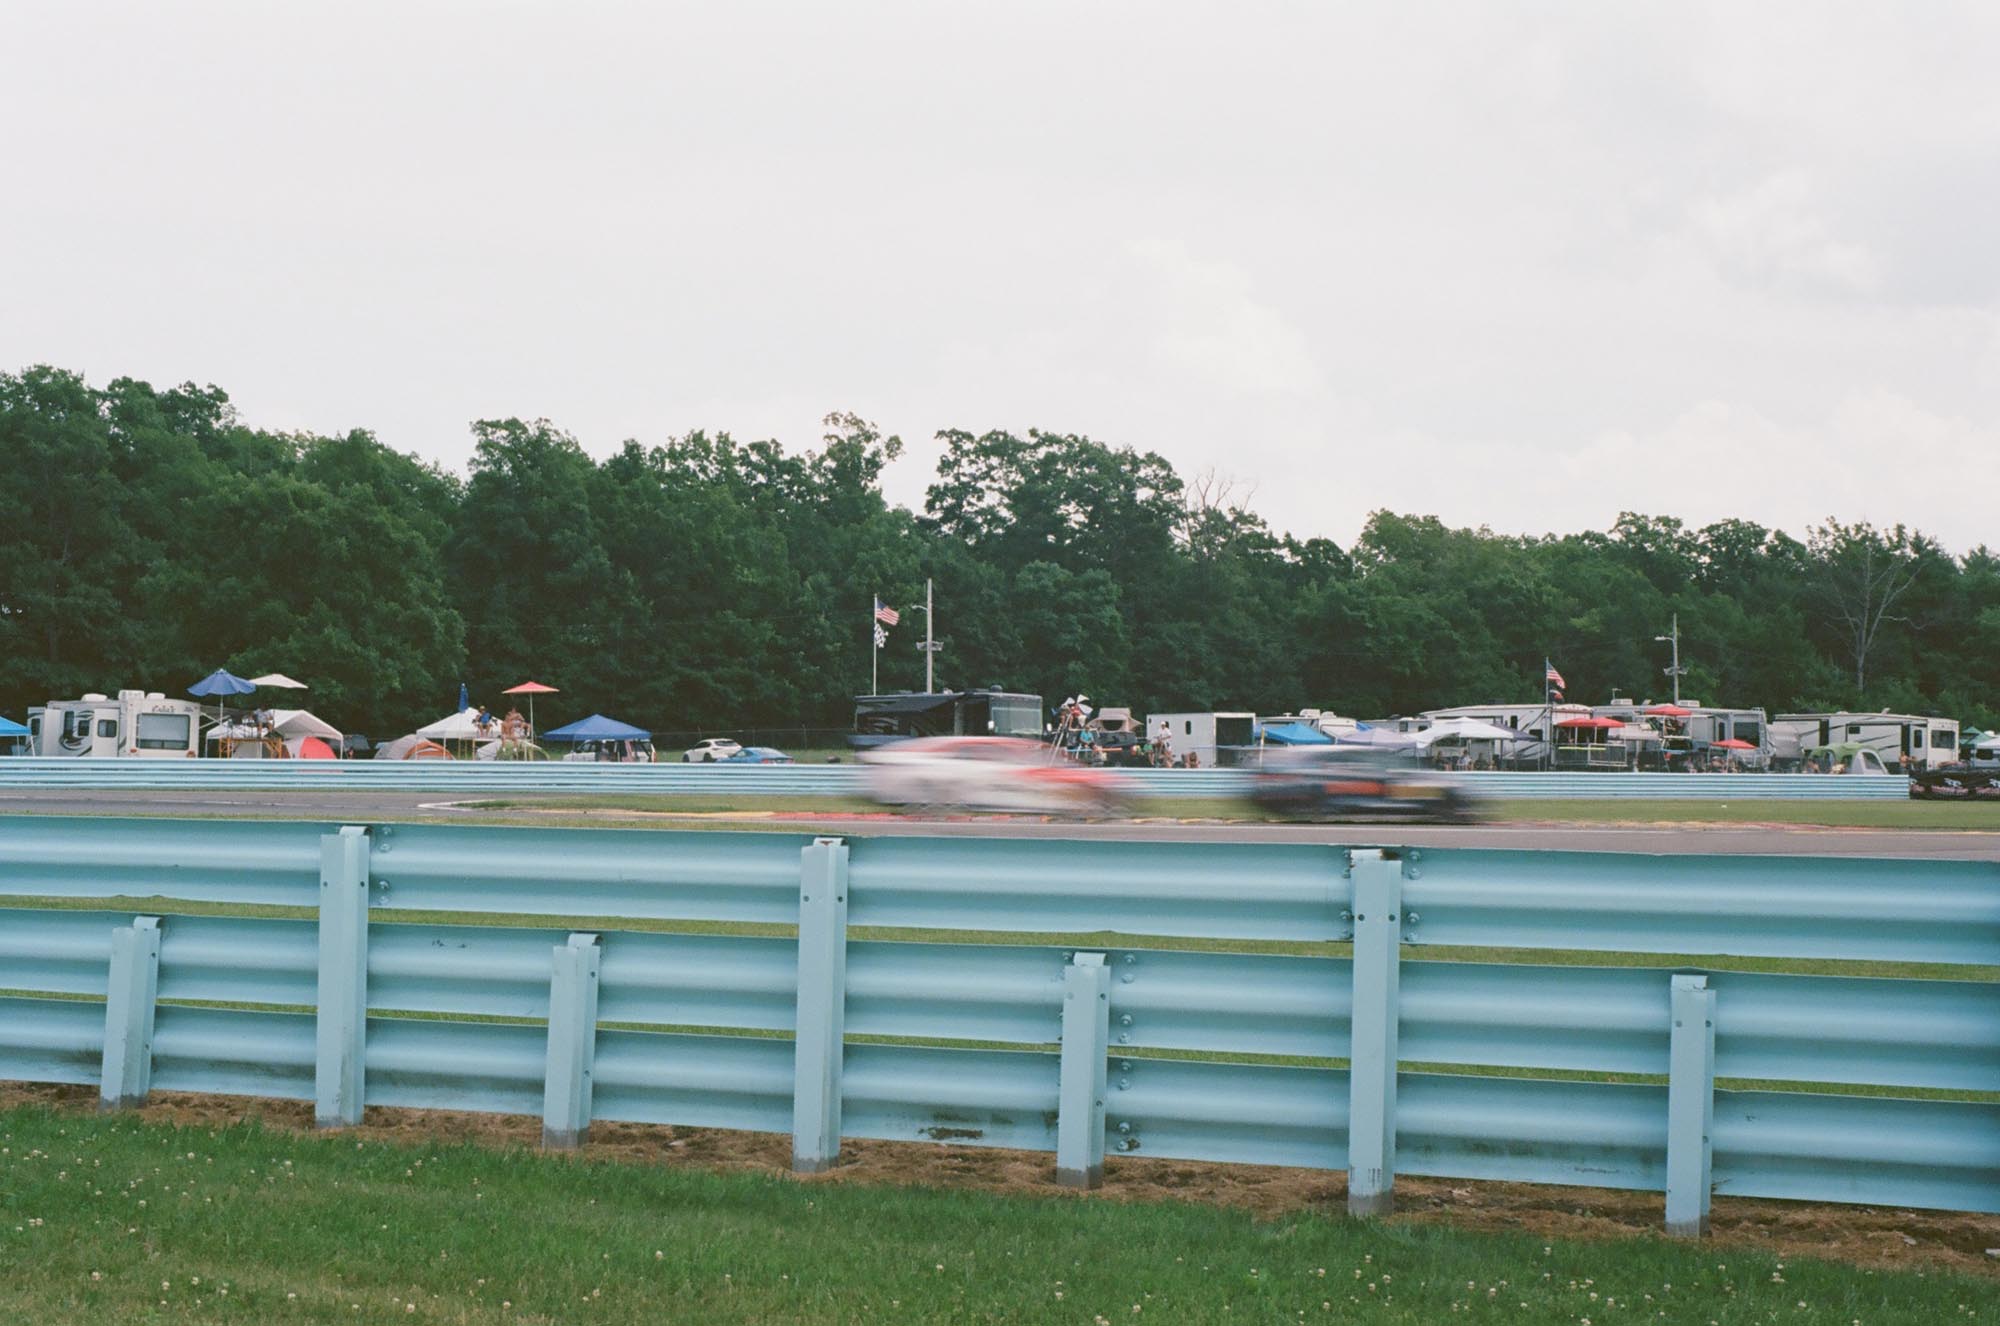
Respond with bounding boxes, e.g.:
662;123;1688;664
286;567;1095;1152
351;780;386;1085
3;1099;1992;1325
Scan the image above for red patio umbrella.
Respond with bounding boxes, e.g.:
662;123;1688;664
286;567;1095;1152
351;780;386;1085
1712;738;1757;751
502;681;559;740
1556;716;1623;729
1644;704;1694;717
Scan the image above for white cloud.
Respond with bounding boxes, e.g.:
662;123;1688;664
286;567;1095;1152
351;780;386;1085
1128;238;1325;397
1685;171;1880;297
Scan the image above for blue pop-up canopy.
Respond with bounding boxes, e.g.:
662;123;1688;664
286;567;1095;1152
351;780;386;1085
189;669;258;698
1257;721;1333;745
542;713;652;742
0;715;29;737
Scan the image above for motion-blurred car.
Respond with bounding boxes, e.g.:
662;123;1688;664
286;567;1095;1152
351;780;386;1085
723;746;794;764
683;738;743;762
861;736;1132;813
1249;747;1484;822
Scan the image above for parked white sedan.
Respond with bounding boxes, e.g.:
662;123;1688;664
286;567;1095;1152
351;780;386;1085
683;738;743;762
860;736;1131;813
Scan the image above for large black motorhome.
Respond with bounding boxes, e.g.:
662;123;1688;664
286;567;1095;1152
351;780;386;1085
849;689;1043;750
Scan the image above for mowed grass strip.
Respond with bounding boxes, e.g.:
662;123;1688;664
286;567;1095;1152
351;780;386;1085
3;1102;1993;1325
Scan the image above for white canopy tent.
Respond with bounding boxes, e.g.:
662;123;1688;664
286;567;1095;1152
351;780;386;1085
206;708;343;742
415;707;503;742
249;673;310;690
1414;717;1532;748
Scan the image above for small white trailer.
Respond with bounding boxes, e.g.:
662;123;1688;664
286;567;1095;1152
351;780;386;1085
1146;711;1256;768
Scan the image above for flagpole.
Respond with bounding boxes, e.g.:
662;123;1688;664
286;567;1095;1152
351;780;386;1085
1543;659;1553;773
871;596;878;696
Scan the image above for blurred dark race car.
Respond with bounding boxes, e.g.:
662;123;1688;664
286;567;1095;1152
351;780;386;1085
1248;747;1485;823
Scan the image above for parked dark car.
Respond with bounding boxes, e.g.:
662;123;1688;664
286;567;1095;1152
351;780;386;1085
1249;747;1485;822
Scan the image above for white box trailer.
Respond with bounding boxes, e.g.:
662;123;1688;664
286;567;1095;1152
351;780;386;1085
1770;712;1959;773
1146;712;1256;768
26;690;202;758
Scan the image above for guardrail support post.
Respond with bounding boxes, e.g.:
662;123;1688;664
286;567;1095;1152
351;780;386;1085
1056;952;1110;1188
315;826;371;1129
99;916;162;1110
1347;849;1402;1217
1665;973;1716;1237
792;837;849;1173
543;933;602;1149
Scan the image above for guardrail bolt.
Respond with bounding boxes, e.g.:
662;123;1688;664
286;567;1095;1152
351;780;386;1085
1119;1061;1133;1072
1120;1015;1133;1026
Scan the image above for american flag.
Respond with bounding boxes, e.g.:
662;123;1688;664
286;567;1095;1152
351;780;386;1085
874;597;900;627
1544;659;1566;690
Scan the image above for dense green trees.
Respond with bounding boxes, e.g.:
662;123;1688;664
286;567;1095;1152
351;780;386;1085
3;365;1996;739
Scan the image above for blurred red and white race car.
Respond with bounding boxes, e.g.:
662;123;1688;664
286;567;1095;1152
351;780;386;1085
859;736;1132;814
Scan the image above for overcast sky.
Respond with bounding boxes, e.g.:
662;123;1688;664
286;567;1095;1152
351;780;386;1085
6;3;1997;553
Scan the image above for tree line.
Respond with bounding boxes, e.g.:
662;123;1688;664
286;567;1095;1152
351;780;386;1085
3;365;1996;741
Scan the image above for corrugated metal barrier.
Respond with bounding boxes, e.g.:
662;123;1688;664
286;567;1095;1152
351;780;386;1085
1;815;1994;1229
0;757;1912;799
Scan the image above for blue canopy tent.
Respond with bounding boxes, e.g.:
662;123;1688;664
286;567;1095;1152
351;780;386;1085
0;715;29;748
543;714;652;742
1256;721;1333;746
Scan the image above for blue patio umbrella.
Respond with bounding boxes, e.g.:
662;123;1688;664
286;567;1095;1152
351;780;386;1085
189;669;258;746
189;669;258;698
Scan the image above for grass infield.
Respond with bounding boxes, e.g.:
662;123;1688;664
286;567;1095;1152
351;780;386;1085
2;1099;1994;1324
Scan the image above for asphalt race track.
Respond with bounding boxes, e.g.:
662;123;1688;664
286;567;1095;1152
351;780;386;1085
0;788;1995;859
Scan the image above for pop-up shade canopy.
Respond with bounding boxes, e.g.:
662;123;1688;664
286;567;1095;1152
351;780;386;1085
1256;721;1333;745
1416;717;1534;746
1330;726;1421;749
249;673;309;690
0;716;29;737
207;709;343;742
417;707;501;741
542;714;651;742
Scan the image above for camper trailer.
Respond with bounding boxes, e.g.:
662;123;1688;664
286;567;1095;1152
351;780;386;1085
1146;712;1256;767
1770;712;1959;773
27;691;202;758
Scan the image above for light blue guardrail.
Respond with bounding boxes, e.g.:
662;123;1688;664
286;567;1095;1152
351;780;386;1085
0;757;1912;799
1;816;1994;1228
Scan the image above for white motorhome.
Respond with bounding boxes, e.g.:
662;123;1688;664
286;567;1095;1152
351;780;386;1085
26;691;202;758
1770;712;1960;773
1146;711;1256;767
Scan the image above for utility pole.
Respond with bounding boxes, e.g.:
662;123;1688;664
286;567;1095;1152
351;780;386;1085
917;578;943;694
1655;614;1686;706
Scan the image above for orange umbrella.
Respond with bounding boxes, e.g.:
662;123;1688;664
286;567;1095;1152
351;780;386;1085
501;681;559;740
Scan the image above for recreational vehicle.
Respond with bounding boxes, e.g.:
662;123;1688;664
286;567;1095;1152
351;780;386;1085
1770;712;1959;773
26;691;202;758
849;689;1043;750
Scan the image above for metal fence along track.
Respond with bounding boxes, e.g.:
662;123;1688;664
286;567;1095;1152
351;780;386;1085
0;757;1910;798
0;815;1994;1230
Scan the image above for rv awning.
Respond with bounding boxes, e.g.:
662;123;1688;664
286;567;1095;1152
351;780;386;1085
1258;722;1333;745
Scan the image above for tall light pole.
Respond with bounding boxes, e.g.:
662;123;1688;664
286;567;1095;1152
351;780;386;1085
1654;614;1685;706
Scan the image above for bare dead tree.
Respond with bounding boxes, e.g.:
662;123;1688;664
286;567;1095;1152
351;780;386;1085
1808;519;1928;694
